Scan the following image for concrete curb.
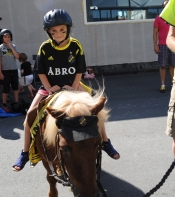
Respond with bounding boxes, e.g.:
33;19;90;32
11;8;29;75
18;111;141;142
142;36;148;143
91;61;159;75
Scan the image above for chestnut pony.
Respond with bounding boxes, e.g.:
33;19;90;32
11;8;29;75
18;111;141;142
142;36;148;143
28;90;109;197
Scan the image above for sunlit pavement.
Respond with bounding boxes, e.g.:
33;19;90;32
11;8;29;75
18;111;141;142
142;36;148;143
0;71;175;197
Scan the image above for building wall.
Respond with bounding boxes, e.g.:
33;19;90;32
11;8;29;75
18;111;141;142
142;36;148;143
0;0;157;68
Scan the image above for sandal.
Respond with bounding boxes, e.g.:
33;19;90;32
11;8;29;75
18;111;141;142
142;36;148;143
12;150;29;171
102;138;120;160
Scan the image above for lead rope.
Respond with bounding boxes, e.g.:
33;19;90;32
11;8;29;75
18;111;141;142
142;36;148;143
143;159;175;196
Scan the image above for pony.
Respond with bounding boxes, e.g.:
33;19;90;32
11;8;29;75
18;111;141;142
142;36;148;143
28;90;109;197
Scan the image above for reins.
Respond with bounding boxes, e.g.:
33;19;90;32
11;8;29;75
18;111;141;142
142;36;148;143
37;108;71;187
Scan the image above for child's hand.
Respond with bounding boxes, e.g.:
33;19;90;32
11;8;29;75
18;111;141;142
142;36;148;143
0;72;4;80
5;42;13;48
48;85;61;94
62;85;73;91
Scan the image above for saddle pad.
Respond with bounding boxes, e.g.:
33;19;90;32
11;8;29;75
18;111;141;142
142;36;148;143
29;92;61;164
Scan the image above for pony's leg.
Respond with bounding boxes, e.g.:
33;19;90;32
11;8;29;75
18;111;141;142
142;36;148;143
46;172;58;197
42;160;58;197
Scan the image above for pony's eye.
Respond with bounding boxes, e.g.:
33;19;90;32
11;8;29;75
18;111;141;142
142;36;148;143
61;146;70;153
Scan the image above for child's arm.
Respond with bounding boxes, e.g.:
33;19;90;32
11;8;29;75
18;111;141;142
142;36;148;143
31;65;34;71
6;42;19;59
21;69;24;75
72;73;82;90
38;74;61;93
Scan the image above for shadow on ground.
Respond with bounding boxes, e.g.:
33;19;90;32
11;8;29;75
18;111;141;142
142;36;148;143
84;72;172;121
99;170;145;197
0;114;25;140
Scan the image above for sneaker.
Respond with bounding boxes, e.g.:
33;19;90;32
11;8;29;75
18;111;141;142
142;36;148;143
160;85;166;93
2;106;12;113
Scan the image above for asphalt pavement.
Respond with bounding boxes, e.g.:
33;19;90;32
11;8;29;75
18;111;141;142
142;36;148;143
0;71;175;197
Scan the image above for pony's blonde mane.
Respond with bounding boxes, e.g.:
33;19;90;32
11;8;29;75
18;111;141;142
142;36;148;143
44;90;110;146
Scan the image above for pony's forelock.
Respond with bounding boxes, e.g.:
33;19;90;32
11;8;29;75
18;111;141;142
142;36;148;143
44;90;110;146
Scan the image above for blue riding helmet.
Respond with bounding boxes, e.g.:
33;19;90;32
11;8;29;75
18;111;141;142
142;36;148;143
43;9;72;45
0;29;13;42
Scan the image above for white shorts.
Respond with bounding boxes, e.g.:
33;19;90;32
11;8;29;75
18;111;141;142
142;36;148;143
19;74;33;86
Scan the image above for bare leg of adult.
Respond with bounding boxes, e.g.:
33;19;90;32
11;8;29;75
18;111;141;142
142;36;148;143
100;122;120;160
12;93;45;171
169;65;174;82
160;67;166;92
160;67;166;85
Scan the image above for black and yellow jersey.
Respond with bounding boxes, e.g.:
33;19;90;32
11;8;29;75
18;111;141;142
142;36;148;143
37;37;86;87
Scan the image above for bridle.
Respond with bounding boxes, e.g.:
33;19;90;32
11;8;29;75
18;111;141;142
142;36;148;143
38;111;107;196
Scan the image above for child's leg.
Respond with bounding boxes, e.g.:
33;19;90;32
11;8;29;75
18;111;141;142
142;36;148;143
2;92;8;104
18;82;24;93
12;93;45;171
30;84;37;91
2;71;10;105
13;90;19;103
100;122;120;160
27;84;34;97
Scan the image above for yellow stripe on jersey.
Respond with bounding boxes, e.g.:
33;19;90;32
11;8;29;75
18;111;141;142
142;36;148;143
37;37;84;56
76;49;79;55
38;39;51;55
71;37;84;55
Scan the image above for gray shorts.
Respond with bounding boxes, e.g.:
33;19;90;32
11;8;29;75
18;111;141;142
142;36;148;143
158;45;175;67
166;83;175;138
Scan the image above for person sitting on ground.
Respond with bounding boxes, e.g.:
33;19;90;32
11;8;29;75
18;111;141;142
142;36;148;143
83;67;95;79
12;9;120;172
0;29;19;112
19;53;37;98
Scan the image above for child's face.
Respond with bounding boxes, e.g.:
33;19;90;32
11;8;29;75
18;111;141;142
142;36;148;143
3;34;11;44
49;25;67;43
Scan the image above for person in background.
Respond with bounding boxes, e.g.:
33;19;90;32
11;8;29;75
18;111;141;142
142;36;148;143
153;0;175;93
160;0;175;158
12;9;120;172
0;29;19;112
19;53;37;98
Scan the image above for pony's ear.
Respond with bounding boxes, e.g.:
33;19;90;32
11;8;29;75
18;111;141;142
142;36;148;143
46;106;64;119
90;97;106;115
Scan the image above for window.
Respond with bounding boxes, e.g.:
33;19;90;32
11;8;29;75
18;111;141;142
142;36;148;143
84;0;163;23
